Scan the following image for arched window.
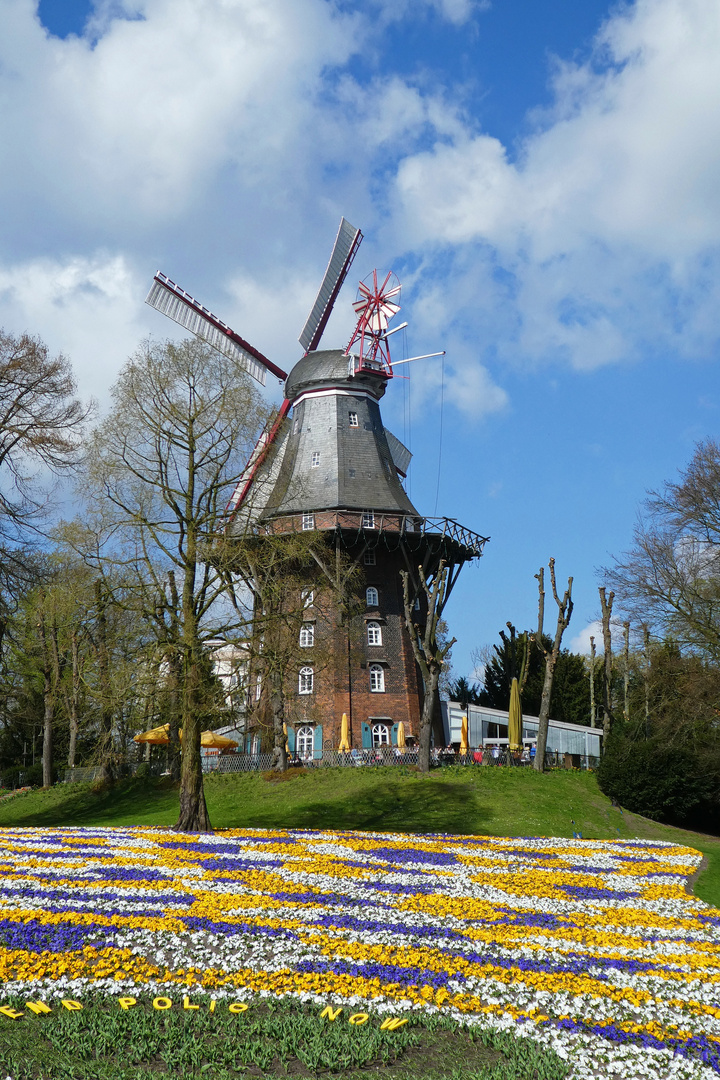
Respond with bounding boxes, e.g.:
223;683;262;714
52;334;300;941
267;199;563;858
369;664;385;692
299;623;314;648
367;621;382;646
366;586;379;607
372;723;389;746
297;725;314;757
299;666;314;694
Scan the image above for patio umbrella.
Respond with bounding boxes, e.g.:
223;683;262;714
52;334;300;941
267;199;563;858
459;714;469;756
133;724;169;745
338;713;350;751
200;731;238;750
396;721;406;750
508;677;522;751
283;722;289;753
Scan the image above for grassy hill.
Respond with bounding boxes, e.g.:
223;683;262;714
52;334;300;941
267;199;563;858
0;766;718;907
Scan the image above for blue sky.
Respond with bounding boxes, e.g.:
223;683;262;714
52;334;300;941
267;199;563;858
3;0;720;680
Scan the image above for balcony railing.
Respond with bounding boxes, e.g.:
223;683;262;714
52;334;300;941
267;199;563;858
256;511;489;558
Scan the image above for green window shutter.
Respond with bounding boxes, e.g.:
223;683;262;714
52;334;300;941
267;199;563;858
391;723;399;746
313;724;323;759
361;723;372;749
287;726;296;753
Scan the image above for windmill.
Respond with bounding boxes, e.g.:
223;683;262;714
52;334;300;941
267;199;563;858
145;218;487;759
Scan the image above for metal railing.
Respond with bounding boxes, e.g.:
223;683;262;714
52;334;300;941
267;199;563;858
201;747;599;773
257;512;488;557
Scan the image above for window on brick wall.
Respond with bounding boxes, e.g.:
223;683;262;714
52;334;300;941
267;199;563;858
362;510;375;528
369;664;385;692
301;588;314;608
299;666;314;694
348;411;358;427
367;621;382;646
302;513;315;530
366;586;378;607
363;549;376;565
299;623;314;647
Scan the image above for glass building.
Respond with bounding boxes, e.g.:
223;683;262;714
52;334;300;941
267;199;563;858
442;701;602;766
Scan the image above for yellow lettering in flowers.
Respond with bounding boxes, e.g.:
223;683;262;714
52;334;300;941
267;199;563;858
26;1002;52;1016
380;1018;409;1031
228;1002;249;1014
183;997;199;1010
118;998;137;1011
60;1001;83;1012
320;1006;343;1021
152;998;173;1011
348;1013;369;1026
0;1006;24;1020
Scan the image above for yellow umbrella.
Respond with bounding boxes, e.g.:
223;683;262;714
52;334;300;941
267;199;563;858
283;722;289;753
508;677;522;751
459;714;469;756
200;731;238;750
396;721;406;750
133;724;169;745
338;713;350;752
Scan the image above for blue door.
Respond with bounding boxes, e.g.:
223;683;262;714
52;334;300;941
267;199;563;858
313;724;323;760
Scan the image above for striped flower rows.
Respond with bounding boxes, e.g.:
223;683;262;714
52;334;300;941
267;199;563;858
0;826;717;1079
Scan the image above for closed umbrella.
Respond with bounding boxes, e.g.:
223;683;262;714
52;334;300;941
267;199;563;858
459;714;469;756
396;721;406;750
200;731;238;750
133;724;169;745
508;677;522;752
338;713;350;751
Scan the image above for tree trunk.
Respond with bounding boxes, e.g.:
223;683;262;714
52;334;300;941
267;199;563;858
533;560;574;773
417;672;440;771
37;603;54;788
270;669;288;772
599;587;615;746
622;620;630;722
68;631;80;769
589;635;596;728
175;642;212;832
95;579;114;783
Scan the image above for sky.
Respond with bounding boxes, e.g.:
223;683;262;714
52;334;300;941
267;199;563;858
2;0;720;680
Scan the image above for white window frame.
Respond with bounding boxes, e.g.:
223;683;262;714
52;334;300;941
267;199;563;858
367;621;382;646
363;549;376;565
297;725;314;757
362;510;375;529
302;513;315;531
255;675;262;701
301;587;314;609
348;411;359;427
371;722;389;745
369;664;385;692
299;666;314;694
311;451;320;468
299;623;315;648
366;586;379;607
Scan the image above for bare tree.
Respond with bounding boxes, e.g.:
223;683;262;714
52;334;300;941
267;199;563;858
606;439;720;661
82;338;266;831
0;331;90;601
401;560;456;773
532;559;574;772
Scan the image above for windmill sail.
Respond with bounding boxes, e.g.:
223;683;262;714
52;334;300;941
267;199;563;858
146;273;288;385
384;429;412;477
299;218;363;354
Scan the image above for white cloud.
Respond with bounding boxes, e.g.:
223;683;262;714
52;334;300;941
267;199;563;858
568;620;604;656
0;252;147;403
393;0;720;371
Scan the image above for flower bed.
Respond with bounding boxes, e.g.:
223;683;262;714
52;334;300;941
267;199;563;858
0;826;717;1079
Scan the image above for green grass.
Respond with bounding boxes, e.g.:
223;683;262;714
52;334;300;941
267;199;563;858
0;995;568;1080
0;766;718;907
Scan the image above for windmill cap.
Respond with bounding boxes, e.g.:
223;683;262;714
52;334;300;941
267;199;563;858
285;349;388;403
